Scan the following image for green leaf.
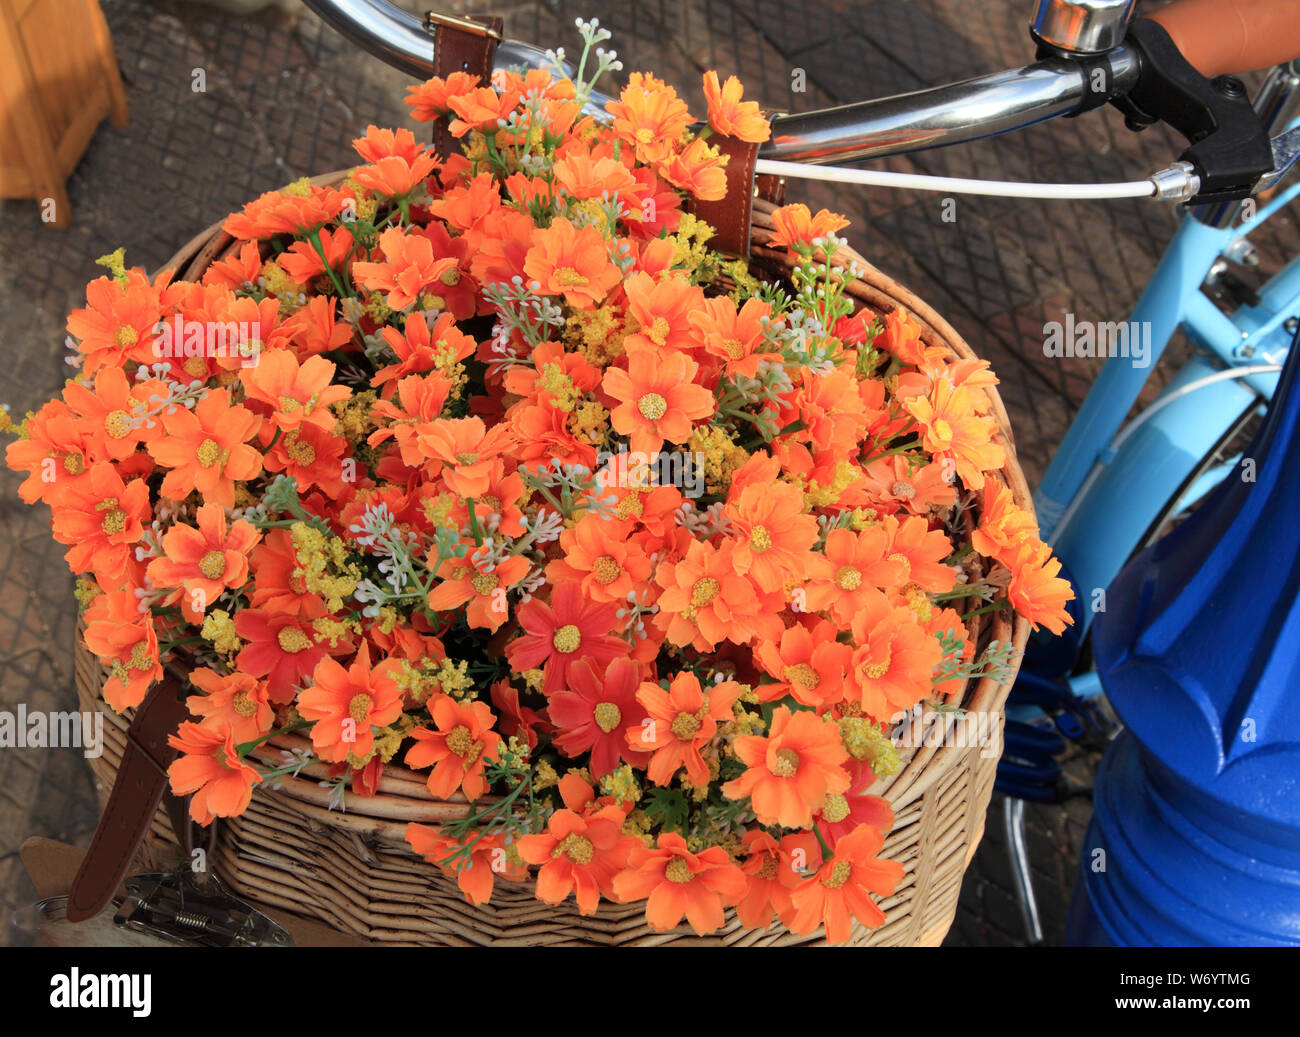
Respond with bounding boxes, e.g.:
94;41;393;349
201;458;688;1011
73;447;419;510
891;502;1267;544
643;787;690;834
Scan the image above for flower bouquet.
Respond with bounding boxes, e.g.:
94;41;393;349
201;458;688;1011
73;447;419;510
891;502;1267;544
6;20;1072;945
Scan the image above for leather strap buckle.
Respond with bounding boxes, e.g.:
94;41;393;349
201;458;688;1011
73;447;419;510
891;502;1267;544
424;10;502;41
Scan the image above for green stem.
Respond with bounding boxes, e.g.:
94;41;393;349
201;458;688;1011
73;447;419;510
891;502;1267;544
961;599;1011;622
307;228;351;299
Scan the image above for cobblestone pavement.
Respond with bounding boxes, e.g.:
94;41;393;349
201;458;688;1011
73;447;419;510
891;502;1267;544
1;0;1292;947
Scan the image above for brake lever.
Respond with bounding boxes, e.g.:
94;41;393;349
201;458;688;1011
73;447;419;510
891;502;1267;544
1258;125;1300;192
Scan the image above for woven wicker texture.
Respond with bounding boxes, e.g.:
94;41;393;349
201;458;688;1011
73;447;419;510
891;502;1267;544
75;180;1033;946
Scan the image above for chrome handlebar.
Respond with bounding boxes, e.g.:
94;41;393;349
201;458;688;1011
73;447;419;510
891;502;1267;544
300;0;1135;164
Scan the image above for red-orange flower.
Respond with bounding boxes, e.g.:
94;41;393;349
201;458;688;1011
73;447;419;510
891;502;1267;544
405;695;502;801
604;345;714;455
547;657;650;777
147;388;262;508
352;226;460;311
167;721;262;826
298;643;406;763
146;502;260;621
768;204;850;250
752;619;853;709
405;824;526;905
724;706;850;828
1006;540;1075;635
702;70;771;143
612;832;747;936
522;217;621;308
188;668;273;745
240;350;351;433
630;671;742;787
787;823;905;943
504;581;625;694
847;590;943;721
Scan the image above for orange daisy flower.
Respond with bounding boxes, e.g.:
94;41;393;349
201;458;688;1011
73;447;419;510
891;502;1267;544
723;706;850;829
147;388;262;508
883;514;958;594
605;72;692;165
847;590;943;721
146;502;260;620
4;400;93;506
547;657;650;778
752;619;853;709
904;378;1005;490
277;227;354;287
653;539;780;652
971;480;1038;563
768;203;850;251
611;832;747;936
622;270;704;353
603;345;714;455
82;587;161;711
515;773;639;915
688;295;780;379
66;269;173;374
352;149;440;200
167;721;262;826
804;527;908;627
426;551;529;632
1006;540;1075;635
522;217;621;309
860;455;958;516
241;351;351;434
405;695;503;802
234;609;349;704
298;643;406;764
406;824;526;905
787;823;905;943
49;462;150;582
658;137;728;202
702;70;771;143
735;830;818;932
352;226;460;312
504;581;625;694
60;365;164;462
724;477;818;593
545;513;653;605
188;668;274;745
630;671;742;787
371;311;477;394
414;417;517;498
405;72;481;123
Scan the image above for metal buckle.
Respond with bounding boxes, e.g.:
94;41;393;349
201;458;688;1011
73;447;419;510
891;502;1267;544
423;11;501;41
113;871;292;947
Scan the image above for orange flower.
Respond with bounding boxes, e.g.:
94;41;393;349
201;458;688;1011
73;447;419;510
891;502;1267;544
352;226;460;311
804;526;908;626
515;774;639;915
735;830;817;931
723;706;850;828
49;462;150;582
653;539;780;652
860;454;958;515
371;311;476;393
426;551;529;632
298;644;406;764
82;587;161;711
353;124;426;165
414;417;517;498
658;137;728;202
878;306;928;366
277;227;354;287
405;695;502;801
688;295;779;378
1006;540;1075;635
4;400;93;506
612;832;747;936
405;72;481;122
971;480;1039;563
504;581;625;694
223;183;350;240
603;346;714;455
753;619;853;709
60;365;165;462
168;721;262;826
546;513;652;605
553;148;639;201
605;72;692;165
702;70;771;142
241;350;351;433
188;668;273;745
522;217;621;308
622;270;704;353
352;149;440;199
147;388;262;508
768;203;850;251
547;657;650;778
630;671;742;787
904;378;1005;490
234;609;349;704
787;822;905;943
406;824;526;905
146;502;261;621
883;513;958;594
446;84;522;139
724;477;818;593
66;269;173;374
847;590;943;721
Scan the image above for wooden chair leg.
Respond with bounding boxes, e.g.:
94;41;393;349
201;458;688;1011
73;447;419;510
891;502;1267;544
86;0;128;128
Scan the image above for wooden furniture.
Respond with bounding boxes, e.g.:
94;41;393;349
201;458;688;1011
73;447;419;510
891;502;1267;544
0;0;128;228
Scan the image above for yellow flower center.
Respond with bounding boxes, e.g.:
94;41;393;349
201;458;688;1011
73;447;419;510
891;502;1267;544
635;128;655;144
592;555;621;585
554;267;590;288
646;316;671;346
445;724;481;761
890;480;916;500
593;701;622;733
783;663;820;690
615;493;644;520
557;832;594;865
637;392;667;422
887;552;911;579
552;624;581;653
276;627;312;653
821;792;851;824
100;508;126;536
756;855;779;881
822;859;853;889
456;451;479;465
932;419;953;444
440;266;462;286
690;577;720;607
231;689;258;718
183;357;208;378
61;453;84;475
104;410;133;439
834;565;862;591
198;550;226;581
671;710;702;740
347;693;373;725
750;525;772;554
861;650;891;680
665;857;695;883
771;747;800;778
470;570;498;596
196;438;222;468
128;640;153;670
722;337;746;360
278;396;302;413
114;325;138;348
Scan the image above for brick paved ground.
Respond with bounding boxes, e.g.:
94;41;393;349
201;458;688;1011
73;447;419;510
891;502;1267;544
1;0;1293;946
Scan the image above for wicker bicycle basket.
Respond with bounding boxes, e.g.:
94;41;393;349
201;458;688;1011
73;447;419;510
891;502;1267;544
74;178;1033;947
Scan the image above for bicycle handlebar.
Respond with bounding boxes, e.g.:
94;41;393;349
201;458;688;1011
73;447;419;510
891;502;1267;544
1151;0;1300;78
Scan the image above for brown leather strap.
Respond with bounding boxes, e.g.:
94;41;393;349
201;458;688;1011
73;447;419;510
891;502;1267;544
690;134;760;257
67;674;191;921
428;12;504;161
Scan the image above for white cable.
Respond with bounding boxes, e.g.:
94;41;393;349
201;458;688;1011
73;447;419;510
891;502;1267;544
753;158;1158;201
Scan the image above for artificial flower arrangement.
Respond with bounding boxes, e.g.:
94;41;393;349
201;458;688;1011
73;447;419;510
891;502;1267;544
4;19;1072;943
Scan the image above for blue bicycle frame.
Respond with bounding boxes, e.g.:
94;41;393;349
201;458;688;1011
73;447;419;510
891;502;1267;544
1031;175;1300;650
